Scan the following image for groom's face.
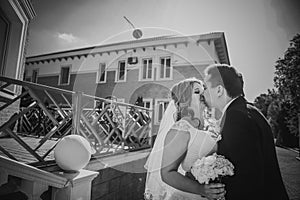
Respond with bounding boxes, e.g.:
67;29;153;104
204;74;218;109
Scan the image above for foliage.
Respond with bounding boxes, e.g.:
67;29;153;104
274;33;300;136
254;89;283;138
254;89;278;117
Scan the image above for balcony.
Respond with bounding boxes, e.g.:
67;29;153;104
0;76;153;200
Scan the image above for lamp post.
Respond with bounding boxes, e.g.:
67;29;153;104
123;16;143;39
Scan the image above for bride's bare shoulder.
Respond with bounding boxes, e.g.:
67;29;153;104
165;119;191;145
171;118;193;132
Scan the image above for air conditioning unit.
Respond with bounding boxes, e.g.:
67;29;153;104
128;57;138;65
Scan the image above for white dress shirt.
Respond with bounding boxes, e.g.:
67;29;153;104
219;96;239;123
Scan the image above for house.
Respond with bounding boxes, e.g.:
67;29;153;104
0;0;36;126
25;32;230;134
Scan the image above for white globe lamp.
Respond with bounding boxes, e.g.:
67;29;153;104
54;135;93;172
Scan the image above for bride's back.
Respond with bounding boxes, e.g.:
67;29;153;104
171;119;217;172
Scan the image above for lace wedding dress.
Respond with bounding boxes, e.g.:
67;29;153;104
145;119;218;200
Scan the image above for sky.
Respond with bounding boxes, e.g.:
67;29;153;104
26;0;300;102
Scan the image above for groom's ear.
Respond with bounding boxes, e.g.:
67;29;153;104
216;85;224;97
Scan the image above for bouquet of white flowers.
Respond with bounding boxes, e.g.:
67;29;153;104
191;153;234;184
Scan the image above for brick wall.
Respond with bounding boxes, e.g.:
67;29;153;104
91;156;147;200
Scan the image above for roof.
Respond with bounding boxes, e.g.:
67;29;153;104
26;32;230;65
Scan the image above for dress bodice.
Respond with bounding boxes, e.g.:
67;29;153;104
171;119;218;172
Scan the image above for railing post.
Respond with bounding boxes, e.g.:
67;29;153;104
72;91;83;135
20;179;48;200
51;169;99;200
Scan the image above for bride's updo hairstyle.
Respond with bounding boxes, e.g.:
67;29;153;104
170;77;205;122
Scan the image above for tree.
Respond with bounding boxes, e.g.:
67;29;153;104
254;89;282;139
274;33;300;137
266;96;281;138
254;89;278;117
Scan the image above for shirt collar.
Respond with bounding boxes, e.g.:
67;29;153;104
220;96;239;121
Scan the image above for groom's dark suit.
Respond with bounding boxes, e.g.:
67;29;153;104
218;96;289;200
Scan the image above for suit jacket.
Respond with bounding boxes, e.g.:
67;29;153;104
217;96;289;200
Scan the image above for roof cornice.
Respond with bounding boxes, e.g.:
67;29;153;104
26;32;230;65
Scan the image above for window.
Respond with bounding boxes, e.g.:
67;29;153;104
143;98;153;118
143;98;153;111
155;99;169;124
0;11;9;77
116;60;126;82
32;69;38;83
140;58;153;80
59;66;70;85
24;70;31;82
97;63;106;83
143;99;152;109
159;57;172;80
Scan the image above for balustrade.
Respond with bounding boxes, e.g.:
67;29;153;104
0;76;153;199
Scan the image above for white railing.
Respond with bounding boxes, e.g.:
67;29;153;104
0;75;153;199
0;76;153;166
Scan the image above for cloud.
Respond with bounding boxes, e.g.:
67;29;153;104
57;32;80;43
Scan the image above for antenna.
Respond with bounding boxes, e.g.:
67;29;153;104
123;16;143;39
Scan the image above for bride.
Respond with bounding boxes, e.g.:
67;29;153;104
144;78;226;200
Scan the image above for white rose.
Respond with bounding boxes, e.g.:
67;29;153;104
204;155;216;165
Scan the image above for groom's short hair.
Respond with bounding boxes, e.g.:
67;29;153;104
205;64;244;98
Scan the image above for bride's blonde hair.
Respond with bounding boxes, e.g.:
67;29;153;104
170;77;205;122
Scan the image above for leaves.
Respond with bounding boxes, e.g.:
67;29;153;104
254;33;300;137
273;33;300;136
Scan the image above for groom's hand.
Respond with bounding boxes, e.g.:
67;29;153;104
203;183;226;200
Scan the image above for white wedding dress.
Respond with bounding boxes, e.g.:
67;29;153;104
145;105;219;200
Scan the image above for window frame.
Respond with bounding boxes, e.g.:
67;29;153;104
96;62;107;83
157;56;173;81
115;60;127;82
139;57;154;81
142;98;153;110
31;69;39;83
0;11;9;77
58;65;71;86
154;98;170;125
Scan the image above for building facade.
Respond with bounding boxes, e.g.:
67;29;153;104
0;0;36;126
25;32;230;134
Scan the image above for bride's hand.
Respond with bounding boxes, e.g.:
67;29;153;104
200;183;226;200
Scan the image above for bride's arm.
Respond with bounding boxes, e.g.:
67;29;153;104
161;129;225;199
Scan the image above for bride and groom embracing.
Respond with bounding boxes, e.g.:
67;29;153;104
144;64;289;200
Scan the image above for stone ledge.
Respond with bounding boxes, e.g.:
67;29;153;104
86;148;151;172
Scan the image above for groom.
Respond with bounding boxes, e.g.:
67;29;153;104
203;64;289;200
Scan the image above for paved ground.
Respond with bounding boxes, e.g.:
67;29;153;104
276;146;300;200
